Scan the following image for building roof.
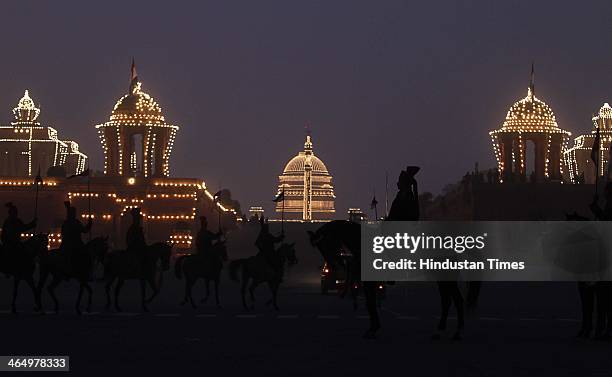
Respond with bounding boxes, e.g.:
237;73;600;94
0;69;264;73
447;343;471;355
282;135;330;175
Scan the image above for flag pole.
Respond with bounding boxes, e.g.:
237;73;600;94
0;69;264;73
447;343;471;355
87;164;92;241
281;194;285;234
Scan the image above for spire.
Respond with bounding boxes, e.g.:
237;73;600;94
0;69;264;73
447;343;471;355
528;61;535;100
304;124;313;154
129;58;139;94
12;89;40;123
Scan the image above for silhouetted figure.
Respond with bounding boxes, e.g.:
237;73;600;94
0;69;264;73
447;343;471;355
255;216;284;268
229;216;294;311
195;216;222;258
175;215;226;309
1;202;36;253
387;166;419;221
589;183;612;339
0;203;41;313
60;202;92;274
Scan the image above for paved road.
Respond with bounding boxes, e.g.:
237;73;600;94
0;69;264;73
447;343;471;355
0;277;611;376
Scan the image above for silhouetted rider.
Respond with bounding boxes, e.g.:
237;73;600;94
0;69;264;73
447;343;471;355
387;166;420;221
126;207;146;254
590;182;612;220
195;216;222;258
60;201;92;253
255;216;283;267
1;202;36;252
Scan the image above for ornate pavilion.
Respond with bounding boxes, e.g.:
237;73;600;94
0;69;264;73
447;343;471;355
490;68;571;183
275;132;335;221
564;103;612;184
0;63;239;249
0;90;87;177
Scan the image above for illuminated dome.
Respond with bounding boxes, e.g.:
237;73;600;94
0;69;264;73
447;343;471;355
501;87;559;131
276;132;335;221
489;65;570;183
95;61;179;177
110;82;165;124
593;102;612;130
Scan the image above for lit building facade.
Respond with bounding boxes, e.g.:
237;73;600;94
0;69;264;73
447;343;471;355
96;66;177;177
565;103;612;184
490;69;571;183
0;90;87;177
0;63;239;248
275;132;335;221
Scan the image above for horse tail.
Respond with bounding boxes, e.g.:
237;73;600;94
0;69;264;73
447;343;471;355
229;259;246;282
175;255;186;280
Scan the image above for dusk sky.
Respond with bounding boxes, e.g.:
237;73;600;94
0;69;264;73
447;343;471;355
1;1;610;216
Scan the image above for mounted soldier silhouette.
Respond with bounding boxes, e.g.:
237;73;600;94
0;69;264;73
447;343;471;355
308;166;422;339
38;202;108;314
175;216;227;308
104;207;171;312
585;182;612;339
230;216;297;311
0;202;43;313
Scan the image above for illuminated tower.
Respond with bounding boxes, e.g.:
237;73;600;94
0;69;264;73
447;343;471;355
276;130;335;221
96;61;179;177
0;90;87;177
489;65;570;183
565;103;612;183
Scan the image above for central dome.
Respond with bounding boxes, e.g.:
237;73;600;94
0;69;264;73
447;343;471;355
502;87;558;130
283;153;329;174
110;82;165;124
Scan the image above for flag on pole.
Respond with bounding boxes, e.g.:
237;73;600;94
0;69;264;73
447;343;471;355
129;58;138;93
68;168;89;179
273;191;285;203
370;195;378;209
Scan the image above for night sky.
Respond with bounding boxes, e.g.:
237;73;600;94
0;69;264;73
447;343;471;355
1;1;610;216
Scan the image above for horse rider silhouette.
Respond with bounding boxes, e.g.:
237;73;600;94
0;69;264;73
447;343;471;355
195;216;222;258
125;207;146;272
60;201;92;274
387;166;419;221
255;216;284;270
1;202;36;256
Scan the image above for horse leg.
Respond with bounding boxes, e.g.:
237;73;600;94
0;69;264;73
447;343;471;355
76;284;84;315
114;278;124;312
180;278;189;306
11;277;20;314
249;281;258;309
105;277;115;310
25;276;41;312
47;276;61;313
37;268;49;310
240;277;249;311
362;281;380;339
214;278;221;308
187;278;196;309
450;282;464;340
270;281;280;311
145;275;159;303
85;283;93;312
202;280;210;303
433;281;451;339
140;279;148;312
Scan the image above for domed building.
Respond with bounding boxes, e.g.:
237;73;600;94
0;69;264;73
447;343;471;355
275;132;335;221
96;61;178;177
565;103;612;183
0;90;87;177
490;67;571;182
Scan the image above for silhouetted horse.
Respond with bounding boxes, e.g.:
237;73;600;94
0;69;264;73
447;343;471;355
175;241;228;308
0;234;47;313
307;221;384;338
38;237;109;314
565;211;611;338
103;242;172;312
229;242;297;311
